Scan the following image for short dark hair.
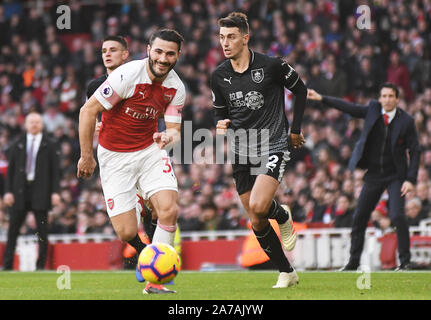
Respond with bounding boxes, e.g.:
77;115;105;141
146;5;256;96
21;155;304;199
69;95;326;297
201;202;217;212
217;12;249;34
149;29;184;51
103;35;128;50
339;192;352;203
379;82;399;98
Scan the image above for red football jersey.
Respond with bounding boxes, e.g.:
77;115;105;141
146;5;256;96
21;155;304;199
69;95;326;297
94;59;185;152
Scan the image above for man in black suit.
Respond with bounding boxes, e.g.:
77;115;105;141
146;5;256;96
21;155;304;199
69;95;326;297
307;83;420;270
2;112;61;270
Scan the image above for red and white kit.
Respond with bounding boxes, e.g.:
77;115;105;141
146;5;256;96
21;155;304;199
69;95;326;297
94;58;185;216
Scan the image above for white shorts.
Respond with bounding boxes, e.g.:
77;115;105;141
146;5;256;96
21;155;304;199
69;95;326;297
97;143;178;217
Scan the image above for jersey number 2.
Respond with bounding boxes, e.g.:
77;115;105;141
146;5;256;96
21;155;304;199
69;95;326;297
266;155;279;172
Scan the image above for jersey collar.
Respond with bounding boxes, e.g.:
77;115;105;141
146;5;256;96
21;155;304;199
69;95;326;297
228;49;255;75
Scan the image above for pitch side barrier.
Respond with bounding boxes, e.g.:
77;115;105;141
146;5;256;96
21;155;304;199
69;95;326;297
1;222;430;271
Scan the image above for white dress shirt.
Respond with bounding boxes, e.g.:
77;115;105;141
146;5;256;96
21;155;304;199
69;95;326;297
381;108;396;125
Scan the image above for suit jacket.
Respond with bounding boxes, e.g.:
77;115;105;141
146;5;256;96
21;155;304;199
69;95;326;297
322;96;420;184
4;132;61;211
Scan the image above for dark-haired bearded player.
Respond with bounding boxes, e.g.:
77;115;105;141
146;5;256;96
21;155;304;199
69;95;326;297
86;36;159;245
81;30;184;294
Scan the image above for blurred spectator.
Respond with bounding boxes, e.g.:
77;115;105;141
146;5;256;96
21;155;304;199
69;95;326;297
333;193;354;228
76;211;91;235
371;200;392;232
306;62;325;93
321;190;336;224
48;206;76;234
321;55;348;97
178;203;203;231
278;188;306;223
422;149;431;178
386;50;414;101
307;184;326;222
42;104;66;133
354;57;380;97
87;210;114;234
405;197;429;226
0;208;8;236
217;203;247;230
415;182;431;217
200;203;218;231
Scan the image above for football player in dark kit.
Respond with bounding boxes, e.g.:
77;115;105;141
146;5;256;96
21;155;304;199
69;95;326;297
211;12;307;288
86;36;130;99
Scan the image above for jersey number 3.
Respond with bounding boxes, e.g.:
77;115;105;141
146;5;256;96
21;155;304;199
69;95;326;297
162;157;172;173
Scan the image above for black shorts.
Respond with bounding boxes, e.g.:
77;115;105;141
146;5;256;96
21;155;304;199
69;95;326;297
231;151;290;195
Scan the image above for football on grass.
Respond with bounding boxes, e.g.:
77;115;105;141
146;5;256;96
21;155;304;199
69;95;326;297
137;243;180;284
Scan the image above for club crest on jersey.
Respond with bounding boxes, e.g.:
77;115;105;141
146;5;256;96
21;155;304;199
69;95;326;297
251;68;264;83
107;198;114;210
164;92;174;102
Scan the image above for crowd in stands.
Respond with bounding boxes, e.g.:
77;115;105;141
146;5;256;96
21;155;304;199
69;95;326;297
0;0;431;239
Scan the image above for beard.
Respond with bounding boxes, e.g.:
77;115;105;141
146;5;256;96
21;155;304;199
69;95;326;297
148;55;176;79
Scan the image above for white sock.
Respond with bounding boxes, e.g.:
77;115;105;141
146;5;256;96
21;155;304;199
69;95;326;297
135;202;142;226
152;222;176;247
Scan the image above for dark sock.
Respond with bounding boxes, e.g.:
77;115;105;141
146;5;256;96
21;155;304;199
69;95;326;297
127;234;146;254
265;199;289;224
148;219;157;242
142;204;155;241
253;223;293;273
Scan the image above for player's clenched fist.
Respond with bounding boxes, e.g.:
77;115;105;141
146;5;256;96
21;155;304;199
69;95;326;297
77;156;97;179
153;132;172;149
289;132;306;149
216;119;231;135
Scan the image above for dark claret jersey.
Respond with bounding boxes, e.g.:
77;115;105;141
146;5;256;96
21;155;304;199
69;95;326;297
86;74;108;99
211;50;300;156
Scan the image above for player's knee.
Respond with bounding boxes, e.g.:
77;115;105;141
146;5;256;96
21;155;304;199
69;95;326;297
116;227;138;242
157;205;178;224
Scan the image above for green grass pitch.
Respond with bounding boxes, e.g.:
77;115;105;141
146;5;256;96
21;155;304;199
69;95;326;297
0;270;430;300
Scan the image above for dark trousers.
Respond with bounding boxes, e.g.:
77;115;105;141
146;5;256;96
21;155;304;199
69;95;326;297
349;175;411;265
3;183;49;270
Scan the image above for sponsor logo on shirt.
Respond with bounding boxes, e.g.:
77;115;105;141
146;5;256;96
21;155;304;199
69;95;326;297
244;91;264;110
124;106;158;120
228;90;264;110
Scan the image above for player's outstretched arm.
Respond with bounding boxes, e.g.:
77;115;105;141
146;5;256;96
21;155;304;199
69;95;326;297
307;89;367;118
77;96;104;179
